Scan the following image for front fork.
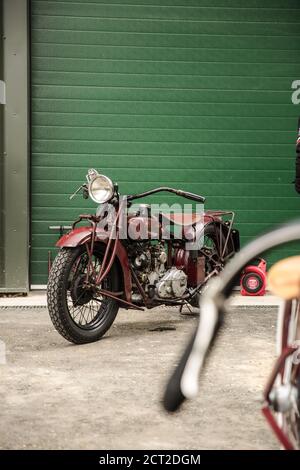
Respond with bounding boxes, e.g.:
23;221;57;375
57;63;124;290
70;209;122;288
68;204;141;311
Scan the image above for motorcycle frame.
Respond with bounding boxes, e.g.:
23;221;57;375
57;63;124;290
262;345;299;450
261;298;300;450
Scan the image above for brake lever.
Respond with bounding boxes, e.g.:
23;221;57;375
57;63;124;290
69;184;88;200
69;185;83;200
82;185;89;199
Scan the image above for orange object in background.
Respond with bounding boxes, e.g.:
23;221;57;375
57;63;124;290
240;258;267;296
268;255;300;300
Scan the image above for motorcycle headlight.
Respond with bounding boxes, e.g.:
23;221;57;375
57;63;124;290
88;174;114;204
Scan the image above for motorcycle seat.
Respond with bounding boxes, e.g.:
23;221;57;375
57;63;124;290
161;212;203;227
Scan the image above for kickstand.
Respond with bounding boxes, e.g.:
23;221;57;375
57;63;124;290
179;301;193;315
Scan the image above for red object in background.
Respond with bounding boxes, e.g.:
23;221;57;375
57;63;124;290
240;258;267;296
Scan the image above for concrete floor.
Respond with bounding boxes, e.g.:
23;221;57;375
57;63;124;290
0;305;278;450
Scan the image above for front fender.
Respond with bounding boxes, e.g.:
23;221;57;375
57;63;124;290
56;226;96;248
56;226;132;302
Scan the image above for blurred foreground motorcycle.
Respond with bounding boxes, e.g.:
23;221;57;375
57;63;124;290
164;221;300;450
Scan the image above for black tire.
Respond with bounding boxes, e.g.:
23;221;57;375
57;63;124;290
203;223;235;267
189;223;234;308
47;244;120;344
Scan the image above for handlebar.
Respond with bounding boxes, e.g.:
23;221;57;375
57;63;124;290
176;190;206;204
72;180;206;205
163;219;300;412
127;187;206;204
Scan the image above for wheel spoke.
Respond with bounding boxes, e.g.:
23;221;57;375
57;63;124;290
64;249;114;330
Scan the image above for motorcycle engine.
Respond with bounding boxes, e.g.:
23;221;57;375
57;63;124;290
156;267;187;299
130;242;187;301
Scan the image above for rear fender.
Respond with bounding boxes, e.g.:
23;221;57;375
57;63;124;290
56;226;132;302
203;220;239;255
184;218;238;255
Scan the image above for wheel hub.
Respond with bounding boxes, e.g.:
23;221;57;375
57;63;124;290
71;274;94;306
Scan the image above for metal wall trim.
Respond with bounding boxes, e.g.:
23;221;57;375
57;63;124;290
1;0;29;292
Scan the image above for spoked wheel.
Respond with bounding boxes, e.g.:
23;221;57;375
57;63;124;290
189;223;234;308
278;299;300;449
47;244;120;344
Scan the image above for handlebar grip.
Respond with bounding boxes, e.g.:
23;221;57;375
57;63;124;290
163;330;197;413
176;190;206;204
163;312;223;413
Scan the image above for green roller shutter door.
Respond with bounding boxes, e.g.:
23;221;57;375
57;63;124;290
31;0;300;285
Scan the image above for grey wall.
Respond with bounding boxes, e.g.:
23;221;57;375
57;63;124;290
0;0;4;287
0;0;29;292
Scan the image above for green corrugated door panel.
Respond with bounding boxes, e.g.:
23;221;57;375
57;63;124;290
31;0;300;285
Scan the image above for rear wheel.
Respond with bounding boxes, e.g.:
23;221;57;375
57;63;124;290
47;244;120;344
189;223;234;308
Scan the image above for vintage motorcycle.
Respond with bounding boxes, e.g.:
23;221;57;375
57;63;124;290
47;169;239;344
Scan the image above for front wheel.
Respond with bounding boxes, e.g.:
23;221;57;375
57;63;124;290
47;245;120;344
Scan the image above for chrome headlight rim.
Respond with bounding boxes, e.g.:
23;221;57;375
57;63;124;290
88;174;114;204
